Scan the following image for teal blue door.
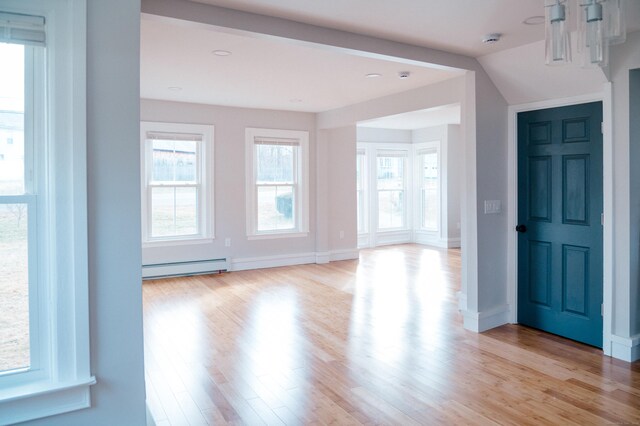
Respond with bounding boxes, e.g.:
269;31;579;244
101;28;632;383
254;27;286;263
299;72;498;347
517;102;603;348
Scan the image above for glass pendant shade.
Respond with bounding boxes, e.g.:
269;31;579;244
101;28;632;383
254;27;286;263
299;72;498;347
584;0;609;67
603;0;626;45
545;0;571;64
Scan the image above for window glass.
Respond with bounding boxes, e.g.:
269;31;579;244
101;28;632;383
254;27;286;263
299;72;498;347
256;145;294;183
377;154;406;229
421;151;439;230
0;42;30;373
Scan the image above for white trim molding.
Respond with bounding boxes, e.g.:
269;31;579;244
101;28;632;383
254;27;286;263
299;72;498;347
462;304;511;333
609;334;640;363
230;249;359;272
507;90;614;356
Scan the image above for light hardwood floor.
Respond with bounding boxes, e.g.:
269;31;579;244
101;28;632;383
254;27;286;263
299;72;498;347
143;244;640;425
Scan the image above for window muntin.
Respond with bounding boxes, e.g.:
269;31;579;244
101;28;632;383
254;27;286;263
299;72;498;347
141;123;213;245
376;151;407;230
246;128;309;238
418;147;439;231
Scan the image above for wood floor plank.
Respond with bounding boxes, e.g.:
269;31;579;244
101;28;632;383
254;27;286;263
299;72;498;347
143;244;640;425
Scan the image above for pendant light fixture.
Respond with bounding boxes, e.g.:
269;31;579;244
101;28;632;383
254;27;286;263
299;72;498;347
545;0;628;68
545;0;571;64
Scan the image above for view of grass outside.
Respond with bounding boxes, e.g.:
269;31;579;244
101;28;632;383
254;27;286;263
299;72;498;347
1;41;30;373
148;138;199;238
0;201;29;373
257;185;294;231
255;143;296;232
151;187;198;237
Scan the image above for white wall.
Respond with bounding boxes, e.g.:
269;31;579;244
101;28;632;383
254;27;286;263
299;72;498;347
24;0;148;424
326;126;358;253
140;99;320;266
610;30;640;360
356;127;411;144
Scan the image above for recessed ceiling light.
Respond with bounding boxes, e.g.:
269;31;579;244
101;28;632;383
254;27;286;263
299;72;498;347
167;86;182;91
523;16;545;25
366;73;382;78
212;50;232;56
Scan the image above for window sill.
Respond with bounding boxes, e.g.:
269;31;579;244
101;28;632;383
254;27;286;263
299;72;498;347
247;231;308;241
142;237;214;248
0;376;96;425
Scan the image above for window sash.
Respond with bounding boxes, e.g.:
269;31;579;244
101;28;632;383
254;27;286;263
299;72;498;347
141;122;213;245
245;128;309;238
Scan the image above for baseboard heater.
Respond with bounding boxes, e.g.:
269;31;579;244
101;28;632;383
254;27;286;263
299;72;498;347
142;258;228;280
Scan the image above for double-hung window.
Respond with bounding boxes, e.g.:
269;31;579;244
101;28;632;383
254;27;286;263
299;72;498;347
141;122;214;245
246;128;309;238
416;143;440;231
0;1;93;423
376;150;408;230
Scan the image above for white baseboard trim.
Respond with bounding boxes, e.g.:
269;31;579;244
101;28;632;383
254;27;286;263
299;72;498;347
315;252;331;264
231;252;317;271
457;291;467;311
330;249;360;261
609;333;640;362
230;249;360;272
462;304;510;333
414;233;461;248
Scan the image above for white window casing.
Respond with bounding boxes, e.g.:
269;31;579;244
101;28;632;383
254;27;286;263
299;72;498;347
0;1;94;424
245;127;309;239
140;121;214;247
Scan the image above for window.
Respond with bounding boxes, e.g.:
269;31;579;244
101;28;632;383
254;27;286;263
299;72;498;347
376;151;408;230
417;144;440;231
246;128;309;238
0;1;93;423
141;122;214;245
356;149;367;233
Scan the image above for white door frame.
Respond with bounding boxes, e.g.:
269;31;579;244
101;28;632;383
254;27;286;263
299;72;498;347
506;85;613;355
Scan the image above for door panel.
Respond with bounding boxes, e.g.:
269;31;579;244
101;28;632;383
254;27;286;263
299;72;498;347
518;102;603;348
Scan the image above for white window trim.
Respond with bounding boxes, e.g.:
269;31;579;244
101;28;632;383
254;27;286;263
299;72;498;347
245;127;309;239
414;141;441;234
0;0;95;424
140;121;214;248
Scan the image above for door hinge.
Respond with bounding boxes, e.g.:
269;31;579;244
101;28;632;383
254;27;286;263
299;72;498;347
601;213;604;226
601;122;604;134
601;303;604;316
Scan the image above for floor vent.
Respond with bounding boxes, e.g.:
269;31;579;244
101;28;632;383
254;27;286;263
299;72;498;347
142;258;228;280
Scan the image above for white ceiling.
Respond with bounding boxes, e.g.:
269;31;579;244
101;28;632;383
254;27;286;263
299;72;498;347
140;17;463;113
190;0;549;57
357;104;461;130
141;0;640;124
